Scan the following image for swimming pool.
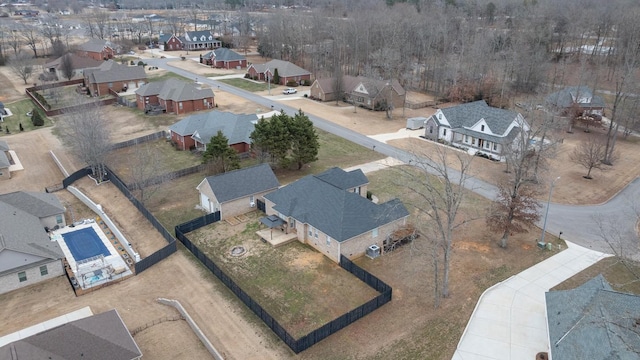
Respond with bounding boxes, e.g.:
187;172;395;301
61;227;111;262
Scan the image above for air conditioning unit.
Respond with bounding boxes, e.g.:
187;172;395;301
250;201;255;208
366;244;381;259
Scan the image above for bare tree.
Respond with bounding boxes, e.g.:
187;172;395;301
58;100;112;182
6;29;20;56
60;53;75;80
8;52;34;84
126;143;167;205
570;135;611;179
20;24;41;58
486;120;542;248
404;145;474;304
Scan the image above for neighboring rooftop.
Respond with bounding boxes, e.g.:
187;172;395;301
170;110;258;145
84;60;147;84
0;309;142;360
546;86;606;109
250;59;310;77
76;38;115;53
0;191;65;219
136;78;214;102
203;163;280;203
438;100;521;135
43;53;104;71
546;274;640;360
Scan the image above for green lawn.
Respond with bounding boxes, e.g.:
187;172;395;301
147;71;192;83
0;98;52;135
218;78;272;92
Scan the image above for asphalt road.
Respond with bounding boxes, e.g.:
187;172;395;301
147;57;639;260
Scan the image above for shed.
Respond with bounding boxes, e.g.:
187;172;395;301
406;117;427;130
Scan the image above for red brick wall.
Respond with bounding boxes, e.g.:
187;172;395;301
171;131;196;151
165;38;182;51
214;59;247;69
137;94;160;110
230;142;250;153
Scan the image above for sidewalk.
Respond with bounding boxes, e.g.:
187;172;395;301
453;241;610;360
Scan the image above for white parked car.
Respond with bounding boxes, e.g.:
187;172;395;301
282;88;297;94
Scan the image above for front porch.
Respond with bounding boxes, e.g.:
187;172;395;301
451;131;503;161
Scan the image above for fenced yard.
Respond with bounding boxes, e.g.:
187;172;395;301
0;98;52;135
186;211;380;338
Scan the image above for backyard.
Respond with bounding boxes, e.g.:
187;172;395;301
0;98;52;135
187;211;380;338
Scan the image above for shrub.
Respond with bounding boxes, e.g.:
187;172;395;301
31;110;44;126
304;94;308;98
286;80;298;87
303;79;311;86
130;60;135;65
137;61;146;66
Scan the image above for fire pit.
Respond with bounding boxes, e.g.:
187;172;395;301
230;246;246;257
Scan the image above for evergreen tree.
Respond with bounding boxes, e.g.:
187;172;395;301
272;68;280;85
289;110;319;170
31;110;44;126
202;130;240;174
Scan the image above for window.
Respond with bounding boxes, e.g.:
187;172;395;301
464;135;468;143
308;226;313;237
18;271;27;282
40;265;48;276
108;83;114;88
56;214;63;224
250;195;254;202
314;229;318;238
429;126;433;134
179;102;183;110
443;129;447;136
326;235;331;245
493;143;498;151
203;99;207;105
353;186;360;194
372;228;379;238
472;138;476;145
481;125;485;131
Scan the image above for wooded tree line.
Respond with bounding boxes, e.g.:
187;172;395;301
256;0;640;106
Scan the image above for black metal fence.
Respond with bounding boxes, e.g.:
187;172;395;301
110;131;167;151
62;167;92;188
175;214;393;354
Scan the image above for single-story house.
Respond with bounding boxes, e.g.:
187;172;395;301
545;86;605;116
0;309;143;360
168;110;258;152
263;167;409;263
423;100;530;161
75;39;117;61
0;191;66;295
0;140;12;180
200;48;247;69
247;59;312;86
135;78;214;115
196;163;280;219
545;274;640;360
182;30;221;51
310;75;406;111
42;53;103;80
159;33;183;51
83;60;147;97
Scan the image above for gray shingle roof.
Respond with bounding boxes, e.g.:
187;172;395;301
0;202;63;261
250;59;310;77
204;163;280;203
0;191;65;218
169;110;257;145
43;53;103;72
315;75;404;97
436;100;521;136
211;48;245;62
184;30;215;43
315;167;368;190
545;86;606;109
546;274;640;360
84;60;147;84
264;168;409;242
0;309;142;360
76;38;115;53
136;78;214;102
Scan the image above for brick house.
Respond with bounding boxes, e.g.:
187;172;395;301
168;110;258;152
83;61;147;97
246;59;312;85
75;39;117;61
196;163;280;219
135;78;214;114
0;191;66;295
423;100;529;161
263;167;409;263
310;76;406;111
159;34;183;51
200;48;247;69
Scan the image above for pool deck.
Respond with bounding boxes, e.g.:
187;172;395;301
53;219;133;292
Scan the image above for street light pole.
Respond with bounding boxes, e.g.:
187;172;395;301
540;176;560;244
